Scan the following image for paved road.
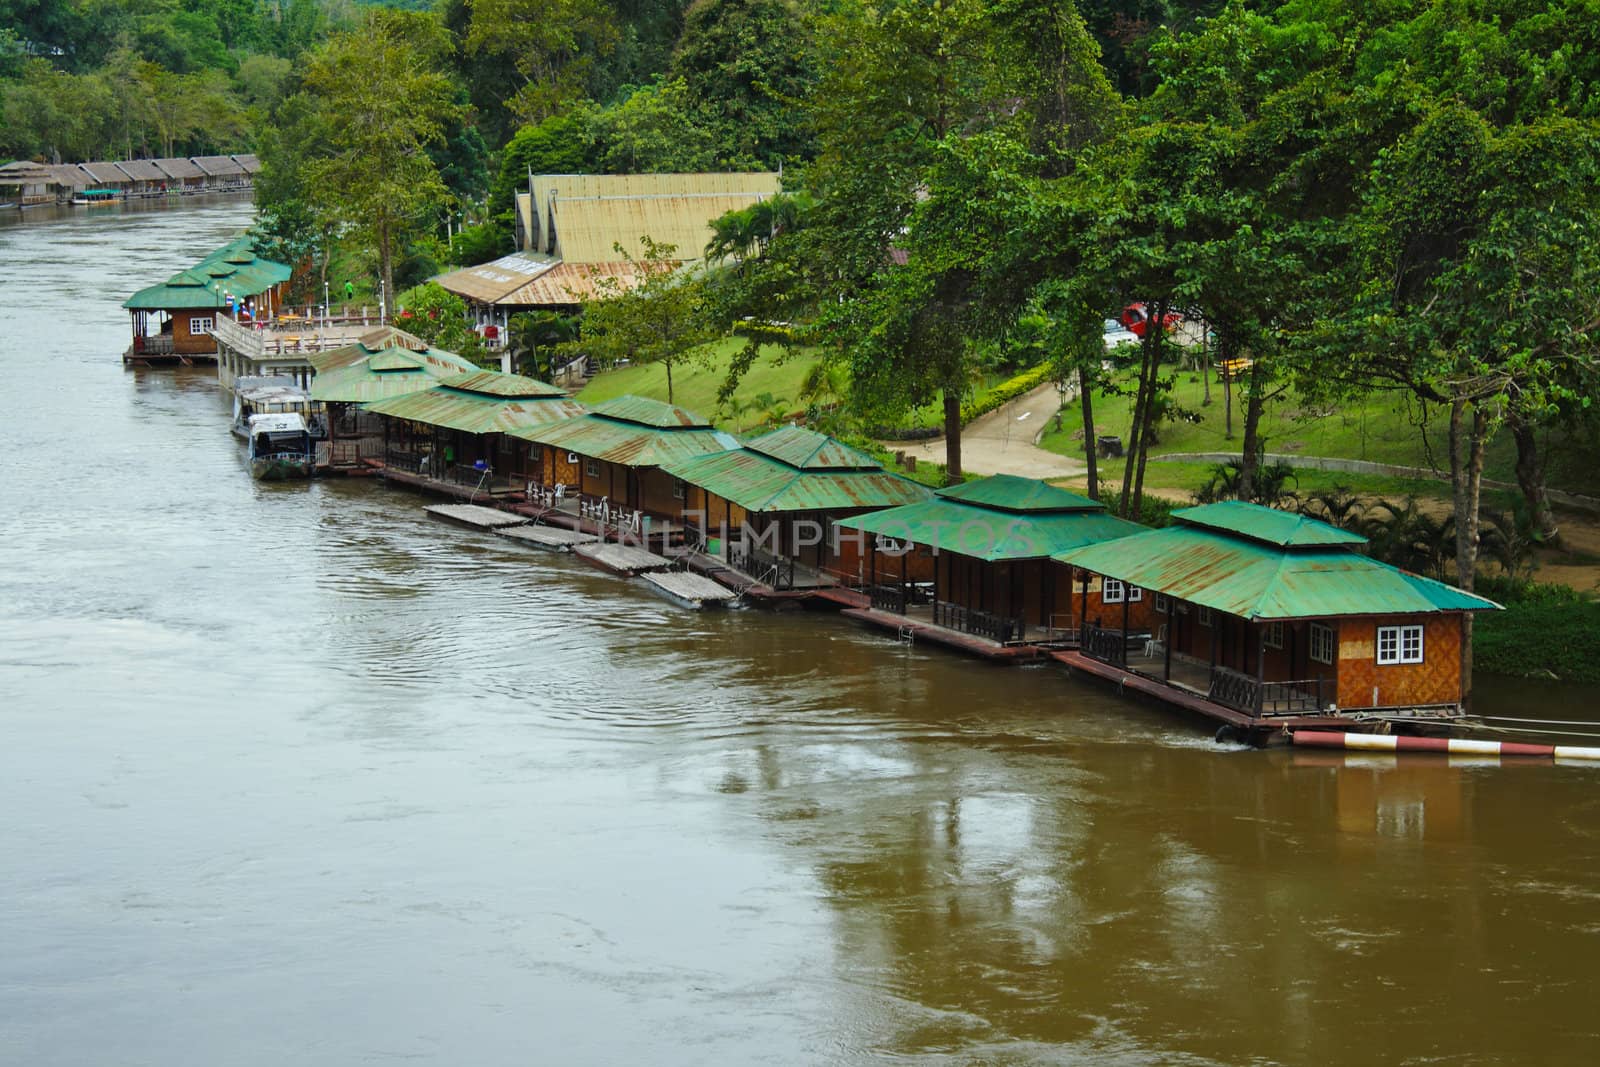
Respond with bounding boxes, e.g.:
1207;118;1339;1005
885;382;1087;481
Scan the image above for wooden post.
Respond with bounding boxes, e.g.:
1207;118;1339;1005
1165;599;1174;681
1120;590;1130;667
1255;627;1267;715
1080;569;1088;634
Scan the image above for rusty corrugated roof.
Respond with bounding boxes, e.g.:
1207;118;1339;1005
1055;517;1500;620
1174;501;1368;546
308;327;436;372
587;395;711;428
839;496;1143;561
526;173;780;262
937;473;1102;512
662;445;931;514
512;410;737;467
744;426;880;470
123;235;290;310
364;378;585;435
79;162;129;185
432;254;560;304
500;261;650;306
310;346;479;403
439;370;567;398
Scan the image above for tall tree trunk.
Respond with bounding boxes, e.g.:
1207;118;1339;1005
1200;317;1211;406
1079;365;1098;501
943;390;963;485
1120;320;1160;515
378;219;393;324
1131;305;1167;519
1238;359;1268;503
1449;398;1490;708
1509;410;1559;545
665;359;674;405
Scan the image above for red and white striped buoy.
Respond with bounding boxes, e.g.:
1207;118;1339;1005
1292;731;1600;763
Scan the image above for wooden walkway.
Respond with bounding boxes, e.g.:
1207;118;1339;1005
423;504;528;530
840;607;1047;662
496;525;598;551
1051;651;1378;737
574;542;673;575
640;571;739;609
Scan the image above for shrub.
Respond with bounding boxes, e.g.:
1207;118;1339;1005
959;362;1053;424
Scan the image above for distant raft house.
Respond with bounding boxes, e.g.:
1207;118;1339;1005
1054;501;1501;722
836;475;1147;657
661;426;932;591
0;155;259;208
121;236;291;364
431;171;782;362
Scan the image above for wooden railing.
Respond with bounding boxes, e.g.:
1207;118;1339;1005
868;583;906;613
732;542;796;591
1207;666;1327;717
933;600;1023;644
1080;621;1127;665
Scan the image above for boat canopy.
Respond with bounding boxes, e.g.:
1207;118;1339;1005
248;412;309;436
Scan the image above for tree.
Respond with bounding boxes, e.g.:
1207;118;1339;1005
570;238;716;405
465;0;618;124
302;8;462;319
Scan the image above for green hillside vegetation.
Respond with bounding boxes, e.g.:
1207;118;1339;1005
576;338;821;428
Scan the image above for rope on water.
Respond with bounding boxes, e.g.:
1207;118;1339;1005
1472;715;1600;727
1460;723;1600;740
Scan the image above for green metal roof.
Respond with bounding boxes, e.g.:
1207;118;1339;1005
586;395;712;428
1173;501;1367;547
122;235;291;310
363;375;586;435
510;409;737;467
1055;523;1500;620
662;444;932;514
439;370;567;398
744;426;880;470
307;327;442;373
936;473;1103;512
838;495;1143;561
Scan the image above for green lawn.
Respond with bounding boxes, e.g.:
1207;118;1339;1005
577;338;821;428
1036;366;1600;502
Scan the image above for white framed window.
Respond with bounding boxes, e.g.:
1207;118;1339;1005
1154;593;1170;613
1309;622;1335;665
672;479;686;500
1103;578;1125;604
584;458;600;478
1264;621;1284;649
1376;624;1424;665
1128;584;1143;602
189;315;214;334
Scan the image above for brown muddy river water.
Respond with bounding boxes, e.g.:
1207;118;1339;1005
2;200;1599;1065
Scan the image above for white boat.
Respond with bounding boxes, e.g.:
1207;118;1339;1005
247;413;315;480
231;376;323;440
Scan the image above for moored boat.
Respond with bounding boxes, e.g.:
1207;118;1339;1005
231;376;323;440
247;413;315;480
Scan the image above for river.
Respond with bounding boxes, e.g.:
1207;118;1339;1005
2;198;1598;1065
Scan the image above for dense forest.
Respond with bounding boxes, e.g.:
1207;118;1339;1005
7;0;1600;610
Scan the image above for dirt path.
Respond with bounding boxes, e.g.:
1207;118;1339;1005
885;382;1086;480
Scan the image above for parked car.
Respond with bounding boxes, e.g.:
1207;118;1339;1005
1102;318;1140;349
1119;302;1183;338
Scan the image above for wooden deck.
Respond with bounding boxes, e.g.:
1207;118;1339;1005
840;607;1047;662
640;571;739;609
496;525;598;551
1051;651;1381;738
573;542;672;575
423;504;529;530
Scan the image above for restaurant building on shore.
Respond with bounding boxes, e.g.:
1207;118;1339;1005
836;475;1147;654
431;172;782;347
1054;501;1501;718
